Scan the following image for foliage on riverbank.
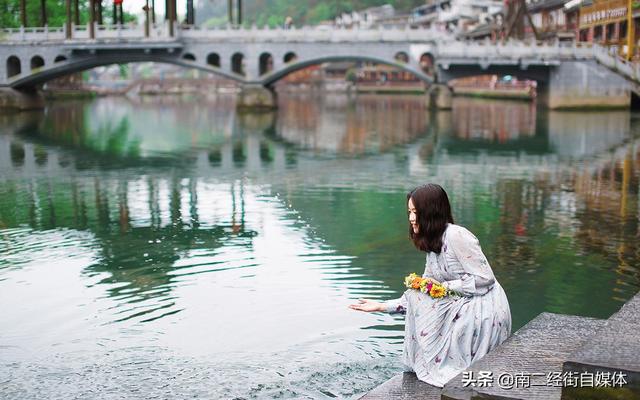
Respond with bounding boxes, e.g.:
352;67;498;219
196;0;426;28
0;0;136;28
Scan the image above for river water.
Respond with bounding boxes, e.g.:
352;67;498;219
0;93;639;399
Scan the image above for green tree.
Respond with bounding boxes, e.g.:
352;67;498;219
0;0;137;28
196;0;426;27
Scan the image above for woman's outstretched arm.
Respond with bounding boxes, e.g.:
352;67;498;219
382;292;408;314
349;293;407;314
348;299;385;312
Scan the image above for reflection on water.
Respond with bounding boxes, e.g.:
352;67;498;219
0;94;639;399
546;110;631;157
452;98;537;141
277;94;429;154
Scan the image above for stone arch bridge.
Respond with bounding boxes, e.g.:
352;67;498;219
0;25;636;109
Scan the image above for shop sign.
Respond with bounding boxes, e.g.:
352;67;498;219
580;0;628;27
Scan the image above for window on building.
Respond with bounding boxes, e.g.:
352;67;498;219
620;21;628;40
579;29;588;41
594;25;603;42
606;23;615;41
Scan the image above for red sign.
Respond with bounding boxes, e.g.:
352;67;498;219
114;0;123;5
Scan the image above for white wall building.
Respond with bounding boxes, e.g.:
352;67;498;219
335;4;397;28
410;0;503;33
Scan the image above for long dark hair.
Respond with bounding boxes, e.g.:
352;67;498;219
407;183;454;253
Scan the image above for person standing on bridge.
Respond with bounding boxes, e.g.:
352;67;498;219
349;183;512;387
283;16;293;29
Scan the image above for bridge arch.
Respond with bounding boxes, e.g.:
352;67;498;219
394;52;409;63
259;52;273;76
5;48;439;89
7;56;21;78
7;55;246;89
207;53;220;68
261;55;434;86
231;53;245;76
31;56;45;71
437;64;551;85
283;52;297;64
419;53;435;75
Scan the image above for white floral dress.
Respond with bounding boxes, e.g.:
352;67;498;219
384;223;512;387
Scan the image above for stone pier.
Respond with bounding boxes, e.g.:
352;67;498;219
236;85;277;110
426;84;453;110
0;88;45;111
539;60;631;109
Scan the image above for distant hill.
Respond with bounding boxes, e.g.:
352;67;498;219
195;0;426;27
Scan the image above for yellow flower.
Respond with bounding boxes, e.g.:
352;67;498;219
404;273;418;288
411;277;422;289
429;284;447;298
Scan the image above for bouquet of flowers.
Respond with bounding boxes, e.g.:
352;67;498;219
404;273;457;298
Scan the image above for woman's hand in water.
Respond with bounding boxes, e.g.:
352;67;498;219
348;299;385;312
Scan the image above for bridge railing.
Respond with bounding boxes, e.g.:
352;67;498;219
436;39;595;61
1;23;447;43
0;23;175;41
178;25;444;42
590;45;640;84
0;26;65;41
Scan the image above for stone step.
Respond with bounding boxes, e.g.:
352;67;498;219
359;312;606;400
358;371;441;400
440;312;605;400
561;292;640;400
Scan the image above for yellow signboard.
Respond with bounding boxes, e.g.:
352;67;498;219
579;0;628;28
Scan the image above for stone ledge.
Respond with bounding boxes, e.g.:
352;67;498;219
561;292;640;399
440;313;605;400
358;371;441;400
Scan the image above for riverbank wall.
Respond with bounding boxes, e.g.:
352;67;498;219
452;87;534;101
